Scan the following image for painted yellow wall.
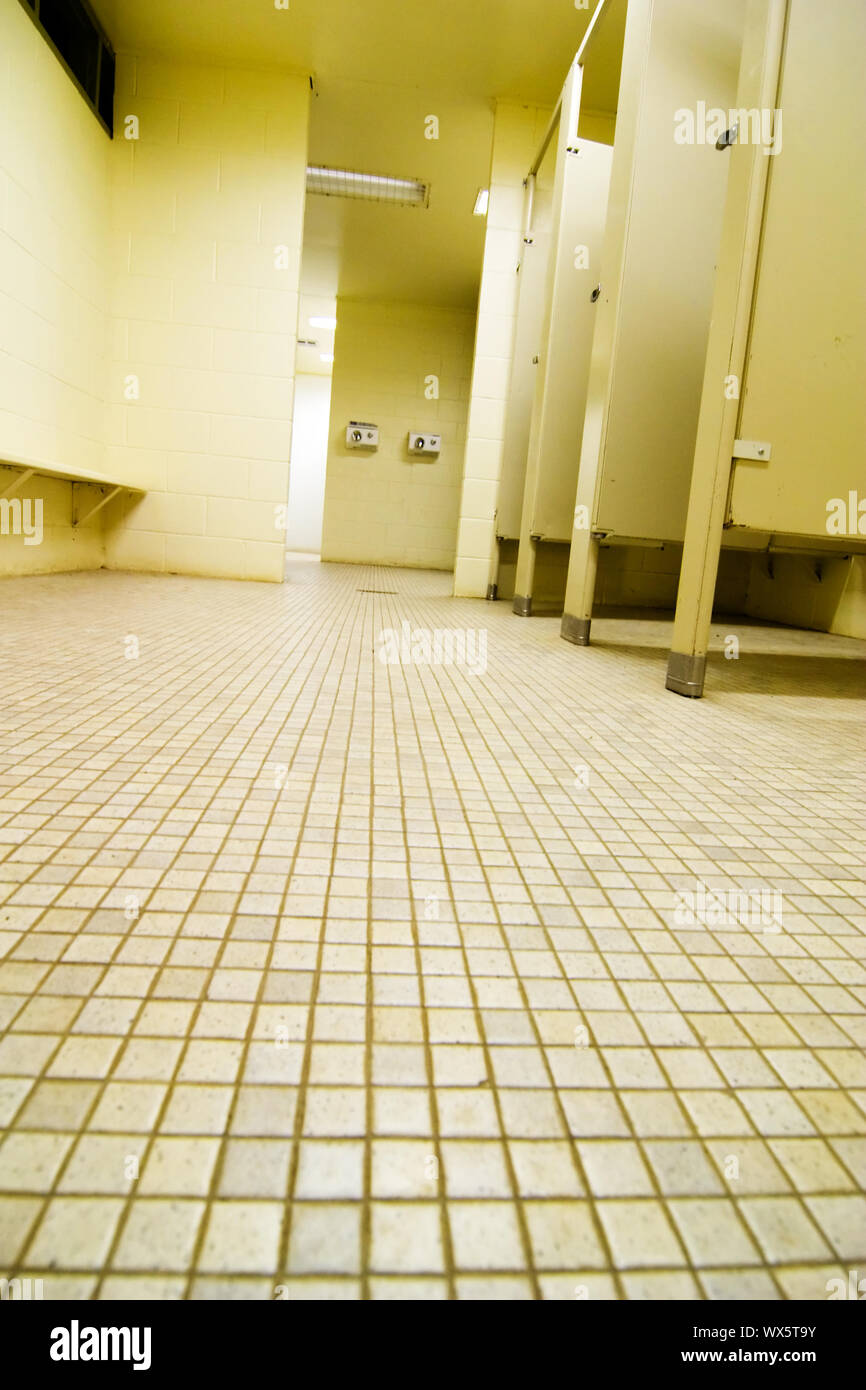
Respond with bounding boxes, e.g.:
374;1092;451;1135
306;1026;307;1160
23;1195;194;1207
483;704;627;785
0;1;111;575
321;299;474;570
103;54;310;582
495;539;750;615
744;554;866;641
493;532;863;635
833;560;866;640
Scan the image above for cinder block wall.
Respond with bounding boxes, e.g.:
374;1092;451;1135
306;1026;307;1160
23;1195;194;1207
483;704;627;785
0;10;312;585
321;299;474;570
0;1;110;575
103;56;310;582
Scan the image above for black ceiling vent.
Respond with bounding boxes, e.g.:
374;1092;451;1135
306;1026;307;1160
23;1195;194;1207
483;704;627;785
19;0;116;137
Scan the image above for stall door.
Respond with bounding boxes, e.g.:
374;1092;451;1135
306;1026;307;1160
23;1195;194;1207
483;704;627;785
592;0;746;542
531;138;613;540
728;0;866;539
496;184;553;539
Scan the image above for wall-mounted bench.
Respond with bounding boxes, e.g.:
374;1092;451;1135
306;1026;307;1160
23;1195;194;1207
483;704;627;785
0;452;146;527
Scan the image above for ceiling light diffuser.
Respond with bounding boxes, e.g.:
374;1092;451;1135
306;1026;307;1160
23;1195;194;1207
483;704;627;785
306;166;429;207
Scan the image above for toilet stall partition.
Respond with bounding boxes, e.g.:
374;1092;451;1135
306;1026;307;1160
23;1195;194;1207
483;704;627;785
494;166;554;547
559;0;747;646
509;50;614;616
667;0;866;697
726;0;865;540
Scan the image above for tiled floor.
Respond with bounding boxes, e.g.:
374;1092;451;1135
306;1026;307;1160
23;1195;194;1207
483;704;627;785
0;560;864;1300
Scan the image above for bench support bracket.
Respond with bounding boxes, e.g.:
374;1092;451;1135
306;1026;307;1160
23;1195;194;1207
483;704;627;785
72;484;123;528
1;468;35;500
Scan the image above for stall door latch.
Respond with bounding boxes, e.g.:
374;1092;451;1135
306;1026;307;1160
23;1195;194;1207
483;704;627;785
733;439;772;461
716;121;739;150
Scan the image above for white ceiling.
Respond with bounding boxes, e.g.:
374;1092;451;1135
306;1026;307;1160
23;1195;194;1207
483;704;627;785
91;1;620;103
90;1;627;343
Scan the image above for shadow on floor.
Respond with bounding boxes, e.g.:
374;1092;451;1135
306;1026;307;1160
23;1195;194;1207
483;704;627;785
584;642;866;699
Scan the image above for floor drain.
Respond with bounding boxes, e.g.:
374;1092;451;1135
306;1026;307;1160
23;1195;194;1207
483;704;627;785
358;588;397;594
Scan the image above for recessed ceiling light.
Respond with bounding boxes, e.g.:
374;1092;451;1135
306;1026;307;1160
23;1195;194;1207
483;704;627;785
306;166;429;207
310;316;337;331
320;353;334;364
473;189;489;217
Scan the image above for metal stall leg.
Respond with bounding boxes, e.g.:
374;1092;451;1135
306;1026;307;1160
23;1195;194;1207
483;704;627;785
561;527;598;645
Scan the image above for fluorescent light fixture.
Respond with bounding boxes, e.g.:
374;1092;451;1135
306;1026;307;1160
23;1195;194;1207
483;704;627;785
320;353;335;364
306;165;429;207
309;316;337;331
473;188;490;216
